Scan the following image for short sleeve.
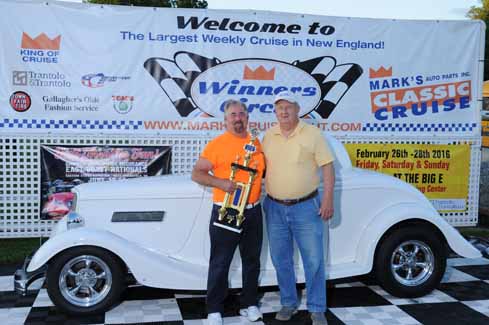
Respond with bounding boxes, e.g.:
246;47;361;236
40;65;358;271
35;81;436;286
201;140;217;168
314;131;334;166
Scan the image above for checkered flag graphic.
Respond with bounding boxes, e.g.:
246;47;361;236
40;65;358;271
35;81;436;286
145;52;362;118
144;51;221;117
294;56;363;118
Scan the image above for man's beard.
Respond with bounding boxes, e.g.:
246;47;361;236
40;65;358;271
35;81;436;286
232;121;245;133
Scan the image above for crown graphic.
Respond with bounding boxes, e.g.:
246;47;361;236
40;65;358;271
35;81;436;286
243;65;276;80
21;32;61;50
369;66;392;78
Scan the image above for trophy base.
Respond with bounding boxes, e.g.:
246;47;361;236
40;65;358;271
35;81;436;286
213;221;242;233
213;207;244;233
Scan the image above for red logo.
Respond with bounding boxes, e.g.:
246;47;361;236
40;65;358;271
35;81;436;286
243;65;276;80
369;66;392;79
21;32;61;50
10;91;31;112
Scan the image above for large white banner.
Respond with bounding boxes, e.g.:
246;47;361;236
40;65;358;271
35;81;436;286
0;0;484;136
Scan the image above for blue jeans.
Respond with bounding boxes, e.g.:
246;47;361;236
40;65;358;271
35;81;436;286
263;194;326;312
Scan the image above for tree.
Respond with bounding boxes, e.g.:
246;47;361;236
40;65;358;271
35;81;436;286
467;0;489;81
86;0;208;8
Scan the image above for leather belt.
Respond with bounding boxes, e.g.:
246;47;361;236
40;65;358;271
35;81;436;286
214;201;260;210
267;190;318;206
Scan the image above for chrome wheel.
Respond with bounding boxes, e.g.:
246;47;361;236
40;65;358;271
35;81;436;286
58;255;113;307
390;240;434;287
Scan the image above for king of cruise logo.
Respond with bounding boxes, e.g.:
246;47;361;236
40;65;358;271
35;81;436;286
144;52;363;118
20;32;61;64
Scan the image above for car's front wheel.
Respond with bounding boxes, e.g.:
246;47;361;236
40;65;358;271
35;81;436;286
47;246;124;315
374;226;447;298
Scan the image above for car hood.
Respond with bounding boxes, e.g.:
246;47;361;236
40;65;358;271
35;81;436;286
73;175;206;200
340;168;436;209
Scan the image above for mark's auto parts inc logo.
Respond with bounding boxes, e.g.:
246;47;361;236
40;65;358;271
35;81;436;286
144;51;362;118
20;32;61;64
368;66;471;121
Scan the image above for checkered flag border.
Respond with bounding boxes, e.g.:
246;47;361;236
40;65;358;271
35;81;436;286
362;122;478;132
0;118;143;130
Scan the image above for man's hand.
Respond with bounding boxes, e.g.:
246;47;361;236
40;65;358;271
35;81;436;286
219;179;237;193
319;194;333;220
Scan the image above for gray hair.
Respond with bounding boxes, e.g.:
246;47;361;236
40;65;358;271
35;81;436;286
223;100;248;116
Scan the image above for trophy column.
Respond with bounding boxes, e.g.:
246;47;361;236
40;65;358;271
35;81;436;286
214;129;259;233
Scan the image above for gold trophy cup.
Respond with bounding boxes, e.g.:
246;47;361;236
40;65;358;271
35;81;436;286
213;129;259;233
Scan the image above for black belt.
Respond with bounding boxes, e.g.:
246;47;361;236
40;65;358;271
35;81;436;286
267;190;318;206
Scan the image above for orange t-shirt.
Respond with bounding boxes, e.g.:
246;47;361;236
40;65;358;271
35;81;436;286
201;131;265;204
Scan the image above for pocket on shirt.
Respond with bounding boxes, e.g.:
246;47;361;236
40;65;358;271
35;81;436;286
288;145;303;163
296;144;314;164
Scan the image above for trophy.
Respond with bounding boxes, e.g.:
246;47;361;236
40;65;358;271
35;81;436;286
213;129;259;233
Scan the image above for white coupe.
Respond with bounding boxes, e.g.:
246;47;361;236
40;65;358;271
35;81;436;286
14;136;481;315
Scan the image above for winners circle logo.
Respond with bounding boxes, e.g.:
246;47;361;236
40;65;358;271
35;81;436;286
10;91;32;112
144;52;363;119
191;60;320;117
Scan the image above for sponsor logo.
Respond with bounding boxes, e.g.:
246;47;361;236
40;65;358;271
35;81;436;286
243;65;275;80
369;66;471;121
112;95;134;114
12;71;28;86
369;66;392;79
42;95;100;112
12;71;71;88
144;52;362;118
192;60;320;117
20;32;61;64
10;91;32;112
81;73;131;88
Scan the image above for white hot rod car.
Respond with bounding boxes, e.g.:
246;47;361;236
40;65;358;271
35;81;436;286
15;136;481;315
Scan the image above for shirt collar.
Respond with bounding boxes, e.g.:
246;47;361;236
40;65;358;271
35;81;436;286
225;130;249;140
271;120;306;137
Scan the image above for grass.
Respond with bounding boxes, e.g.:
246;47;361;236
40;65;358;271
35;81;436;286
0;238;45;266
458;227;489;239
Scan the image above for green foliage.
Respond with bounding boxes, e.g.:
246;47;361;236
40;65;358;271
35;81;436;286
86;0;207;8
0;238;43;265
175;0;208;8
467;0;489;20
467;1;489;81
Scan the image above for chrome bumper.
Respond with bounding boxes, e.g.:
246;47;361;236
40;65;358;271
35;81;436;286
467;236;489;258
14;253;47;296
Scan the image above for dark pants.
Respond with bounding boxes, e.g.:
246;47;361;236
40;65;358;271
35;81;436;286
206;204;263;314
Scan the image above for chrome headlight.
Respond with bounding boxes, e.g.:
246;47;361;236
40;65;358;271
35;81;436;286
67;211;84;229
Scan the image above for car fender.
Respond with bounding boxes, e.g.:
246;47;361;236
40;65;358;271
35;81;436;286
355;203;481;273
27;228;208;289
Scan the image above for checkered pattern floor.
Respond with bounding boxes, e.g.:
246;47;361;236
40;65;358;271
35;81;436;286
1;257;489;324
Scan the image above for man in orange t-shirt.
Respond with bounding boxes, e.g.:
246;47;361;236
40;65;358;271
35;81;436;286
191;100;265;325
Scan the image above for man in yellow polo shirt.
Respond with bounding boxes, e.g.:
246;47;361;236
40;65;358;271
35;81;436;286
191;100;265;325
263;91;335;325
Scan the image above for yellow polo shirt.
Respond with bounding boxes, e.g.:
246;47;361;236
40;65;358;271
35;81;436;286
263;121;334;200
